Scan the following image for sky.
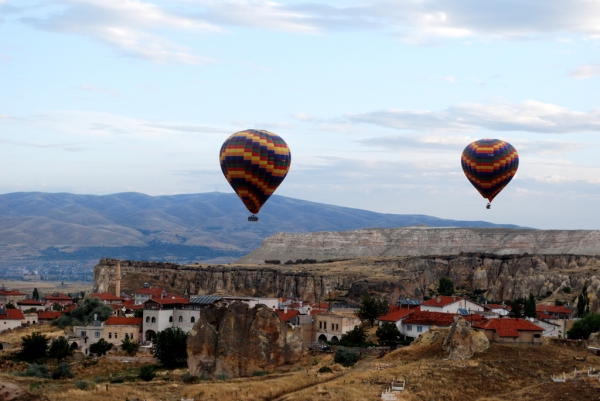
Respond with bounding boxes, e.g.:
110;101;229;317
1;0;600;230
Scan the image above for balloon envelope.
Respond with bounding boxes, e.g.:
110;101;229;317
461;139;519;203
219;129;291;214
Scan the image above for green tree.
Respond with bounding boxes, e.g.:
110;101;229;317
577;286;590;317
53;297;112;328
52;303;63;311
89;338;113;356
567;313;600;340
32;288;40;301
356;294;389;326
5;302;16;309
20;332;49;361
376;322;403;346
524;293;537;318
509;300;524;319
139;365;155;382
48;336;73;363
121;336;139;356
438;277;455;296
339;325;367;347
52;362;75;379
333;347;360;367
152;328;189;368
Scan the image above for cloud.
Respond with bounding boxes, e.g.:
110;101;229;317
144;123;229;134
79;84;120;97
0;138;88;152
22;0;220;64
569;64;600;79
346;100;600;134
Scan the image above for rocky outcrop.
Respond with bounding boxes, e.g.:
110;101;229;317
442;317;489;360
0;382;48;401
187;302;302;378
237;228;600;264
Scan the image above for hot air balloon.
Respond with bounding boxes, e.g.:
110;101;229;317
219;129;291;221
461;139;519;209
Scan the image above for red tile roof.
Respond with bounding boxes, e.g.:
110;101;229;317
63;305;76;313
37;311;63;320
104;317;143;326
88;293;123;301
276;309;300;322
421;296;463;308
485;304;506;310
537;312;554;320
472;318;544;337
134;287;164;295
402;311;457;327
0;308;25;320
0;289;25;296
145;297;189;305
378;309;415;322
536;305;571;315
45;293;72;301
17;300;45;305
462;314;487;323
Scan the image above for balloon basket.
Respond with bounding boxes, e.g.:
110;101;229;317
486;203;491;209
248;215;259;222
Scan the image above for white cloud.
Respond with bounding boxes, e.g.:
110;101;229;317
569;64;600;79
23;0;220;64
79;84;120;97
347;100;600;134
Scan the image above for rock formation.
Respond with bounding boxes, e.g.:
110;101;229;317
0;382;48;401
187;302;303;378
237;228;600;264
442;317;489;360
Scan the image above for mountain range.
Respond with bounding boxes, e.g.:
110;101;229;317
0;192;524;266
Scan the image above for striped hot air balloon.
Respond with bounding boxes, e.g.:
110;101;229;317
219;129;291;221
461;139;519;208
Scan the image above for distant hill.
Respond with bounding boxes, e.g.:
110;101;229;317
0;192;524;265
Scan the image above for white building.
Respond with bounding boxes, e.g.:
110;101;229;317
483;303;510;316
400;311;457;338
314;312;361;343
0;306;25;332
220;296;279;310
420;296;483;314
16;300;46;312
72;321;105;355
142;297;201;343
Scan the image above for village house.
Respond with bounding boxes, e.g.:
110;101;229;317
142;296;200;343
483;303;510;317
44;292;72;308
72;320;104;355
400;311;457;338
421;296;484;314
103;317;143;347
0;288;26;305
16;299;46;312
37;311;62;322
87;292;124;305
22;313;38;326
133;286;165;304
536;304;573;319
220;295;279;310
0;305;25;332
314;311;361;343
472;318;544;344
377;307;417;331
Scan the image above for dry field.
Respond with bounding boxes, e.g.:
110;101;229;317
3;324;600;401
0;280;93;297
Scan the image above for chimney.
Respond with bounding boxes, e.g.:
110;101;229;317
437;296;441;303
284;306;288;314
115;260;121;298
299;301;303;308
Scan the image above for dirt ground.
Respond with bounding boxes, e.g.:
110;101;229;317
0;280;92;297
2;322;600;401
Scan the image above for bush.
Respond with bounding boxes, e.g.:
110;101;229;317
20;332;49;362
52;362;75;380
339;326;367;347
562;286;572;294
252;370;268;376
89;338;112;356
318;366;332;373
49;337;73;363
568;313;600;339
25;363;50;379
216;373;228;381
182;372;201;384
121;336;139;356
152;327;188;368
74;380;92;390
139;365;155;382
334;347;360;367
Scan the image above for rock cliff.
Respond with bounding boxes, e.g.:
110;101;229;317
442;317;489;360
237;228;600;264
94;253;600;310
186;302;302;378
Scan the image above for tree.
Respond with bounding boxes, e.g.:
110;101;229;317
48;336;73;363
20;332;49;361
509;301;524;319
52;304;63;311
121;336;139;356
5;302;16;309
356;294;389;326
524;293;537;318
32;288;40;301
334;347;360;367
376;322;403;346
339;325;367;347
152;328;189;368
577;286;590;317
89;338;113;356
52;362;75;379
438;277;455;296
567;313;600;340
53;297;112;328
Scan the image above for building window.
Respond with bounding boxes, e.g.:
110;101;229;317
95;332;100;338
179;316;183;323
406;325;412;331
319;321;322;329
417;326;423;333
169;316;173;323
81;331;86;337
191;316;196;323
125;334;128;339
324;322;327;330
114;333;117;339
108;333;112;339
151;317;156;323
146;317;150;323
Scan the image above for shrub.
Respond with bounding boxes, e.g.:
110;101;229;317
121;336;139;356
25;363;50;379
139;365;155;382
318;366;332;373
339;326;367;347
89;338;112;356
49;337;73;363
563;286;572;294
334;347;360;367
52;362;75;380
216;373;228;381
20;332;49;362
152;327;188;368
252;370;268;376
182;372;200;384
568;313;600;339
74;380;92;390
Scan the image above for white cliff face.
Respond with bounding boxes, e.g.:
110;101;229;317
236;228;600;264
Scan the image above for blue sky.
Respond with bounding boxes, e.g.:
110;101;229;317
1;0;600;229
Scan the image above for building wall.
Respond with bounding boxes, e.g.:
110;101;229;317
222;298;279;310
104;325;141;347
421;299;484;314
17;304;45;312
173;309;200;332
314;314;361;342
0;294;26;304
143;309;173;336
22;313;38;325
401;322;434;337
0;319;22;332
73;325;104;354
